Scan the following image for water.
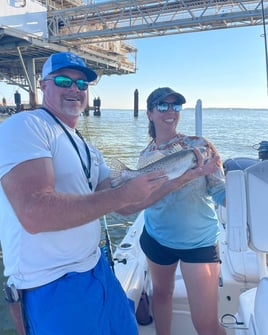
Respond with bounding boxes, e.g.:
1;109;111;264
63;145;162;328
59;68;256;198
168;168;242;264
78;108;268;166
1;107;268;333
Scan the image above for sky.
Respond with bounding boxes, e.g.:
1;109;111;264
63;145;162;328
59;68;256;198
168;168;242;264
0;24;268;110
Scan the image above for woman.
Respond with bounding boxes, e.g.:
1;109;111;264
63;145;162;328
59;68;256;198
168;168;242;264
139;87;226;335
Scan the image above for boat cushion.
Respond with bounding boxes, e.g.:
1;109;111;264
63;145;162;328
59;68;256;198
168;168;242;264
237;287;256;328
245;161;268;253
251;277;268;335
226;249;259;283
238;277;268;335
226;170;248;252
224;170;259;283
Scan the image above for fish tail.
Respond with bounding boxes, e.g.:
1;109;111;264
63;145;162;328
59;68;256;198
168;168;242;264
109;158;131;188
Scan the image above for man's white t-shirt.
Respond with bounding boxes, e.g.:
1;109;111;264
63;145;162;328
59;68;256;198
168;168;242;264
0;109;110;289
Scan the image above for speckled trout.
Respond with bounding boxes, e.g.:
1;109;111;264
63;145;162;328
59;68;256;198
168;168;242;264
109;147;207;188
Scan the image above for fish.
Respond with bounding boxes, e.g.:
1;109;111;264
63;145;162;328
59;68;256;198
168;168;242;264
109;147;208;188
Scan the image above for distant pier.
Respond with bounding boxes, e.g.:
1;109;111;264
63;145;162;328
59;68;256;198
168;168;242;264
83;97;101;116
0;103;101;116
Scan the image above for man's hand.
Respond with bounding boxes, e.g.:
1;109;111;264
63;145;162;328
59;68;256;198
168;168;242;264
119;171;168;205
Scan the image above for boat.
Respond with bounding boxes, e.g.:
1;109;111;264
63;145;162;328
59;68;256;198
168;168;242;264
112;153;268;335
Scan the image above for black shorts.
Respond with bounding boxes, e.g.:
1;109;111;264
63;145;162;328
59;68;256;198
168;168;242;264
140;226;220;265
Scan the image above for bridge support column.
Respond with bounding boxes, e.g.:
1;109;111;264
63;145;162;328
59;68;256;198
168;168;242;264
26;58;37;108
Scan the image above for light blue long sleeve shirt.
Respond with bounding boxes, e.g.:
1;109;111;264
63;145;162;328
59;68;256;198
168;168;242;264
141;134;225;249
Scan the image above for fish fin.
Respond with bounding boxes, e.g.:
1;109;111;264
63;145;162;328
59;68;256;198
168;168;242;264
167;143;183;154
109;158;130;188
137;151;166;169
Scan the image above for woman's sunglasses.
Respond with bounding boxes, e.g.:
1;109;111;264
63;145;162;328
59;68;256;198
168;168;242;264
154;102;182;113
45;75;89;91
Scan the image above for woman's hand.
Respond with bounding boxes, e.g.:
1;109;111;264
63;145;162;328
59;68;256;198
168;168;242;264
193;147;220;177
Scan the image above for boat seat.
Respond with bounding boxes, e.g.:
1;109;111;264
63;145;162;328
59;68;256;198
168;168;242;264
225;248;259;283
244;163;268;335
248;277;268;335
224;170;259;283
223;157;259;175
226;170;248;252
236;287;256;332
246;161;268;254
236;277;268;335
226;161;268;257
225;161;268;335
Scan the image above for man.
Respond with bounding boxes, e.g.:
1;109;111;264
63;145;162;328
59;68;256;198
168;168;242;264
0;52;168;335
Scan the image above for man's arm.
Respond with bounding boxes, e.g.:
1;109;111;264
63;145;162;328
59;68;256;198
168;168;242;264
1;157;167;234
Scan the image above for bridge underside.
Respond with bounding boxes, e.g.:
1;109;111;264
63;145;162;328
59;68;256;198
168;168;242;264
0;26;137;92
0;0;267;103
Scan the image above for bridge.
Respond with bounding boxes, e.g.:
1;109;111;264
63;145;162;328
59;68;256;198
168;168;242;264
0;0;267;106
47;0;268;43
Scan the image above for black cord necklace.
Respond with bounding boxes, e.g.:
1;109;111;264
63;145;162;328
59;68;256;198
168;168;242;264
41;107;92;190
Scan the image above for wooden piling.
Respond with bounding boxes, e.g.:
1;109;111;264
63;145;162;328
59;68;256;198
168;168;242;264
93;97;101;116
134;89;139;117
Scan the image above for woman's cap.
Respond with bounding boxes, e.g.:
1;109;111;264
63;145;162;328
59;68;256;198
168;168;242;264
42;52;97;82
147;87;186;109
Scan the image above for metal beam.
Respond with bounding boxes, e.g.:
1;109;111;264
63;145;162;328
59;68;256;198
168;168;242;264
46;0;268;45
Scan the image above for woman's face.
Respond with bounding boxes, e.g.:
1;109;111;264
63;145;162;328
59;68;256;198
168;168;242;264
147;94;181;137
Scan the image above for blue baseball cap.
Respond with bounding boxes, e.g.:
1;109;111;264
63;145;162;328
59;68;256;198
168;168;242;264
42;52;97;82
147;87;186;110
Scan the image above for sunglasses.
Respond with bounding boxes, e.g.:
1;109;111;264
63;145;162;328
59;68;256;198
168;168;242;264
154;102;182;113
45;75;89;91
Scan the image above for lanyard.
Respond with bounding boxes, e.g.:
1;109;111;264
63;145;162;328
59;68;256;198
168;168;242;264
41;107;92;190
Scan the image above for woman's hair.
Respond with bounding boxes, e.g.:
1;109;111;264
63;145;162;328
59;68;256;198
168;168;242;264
148;119;156;139
147;105;156;139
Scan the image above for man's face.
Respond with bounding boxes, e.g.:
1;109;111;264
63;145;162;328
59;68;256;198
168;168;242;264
41;68;88;120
